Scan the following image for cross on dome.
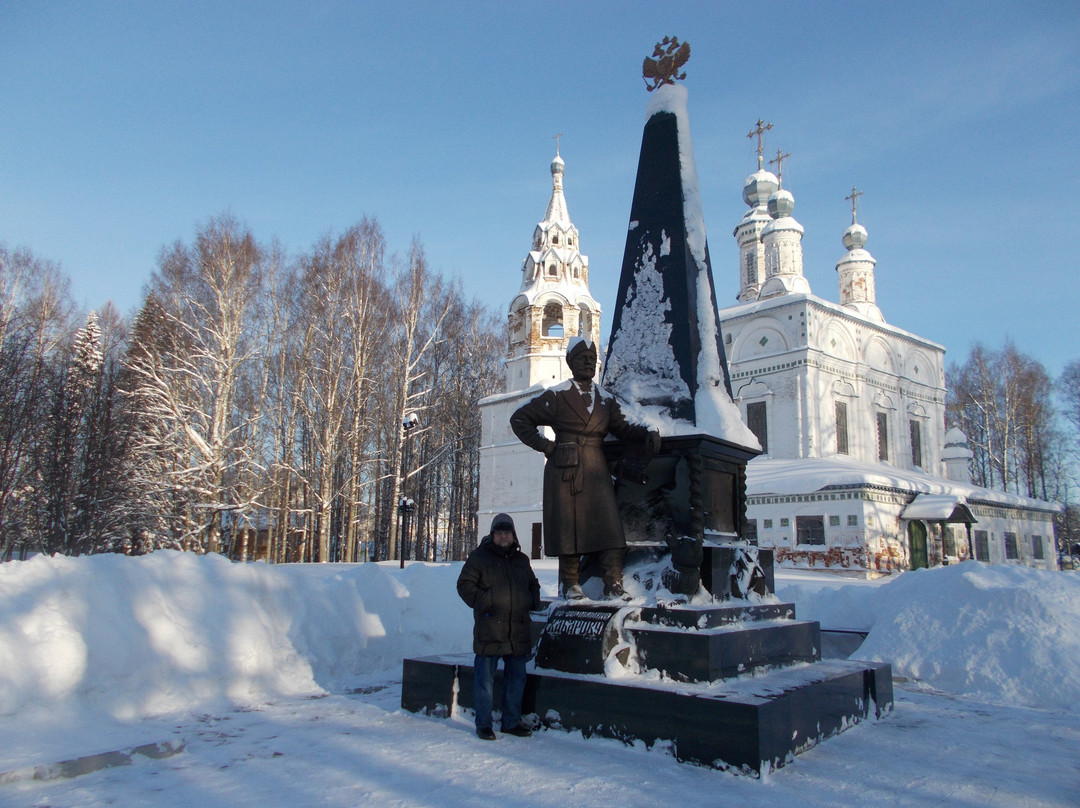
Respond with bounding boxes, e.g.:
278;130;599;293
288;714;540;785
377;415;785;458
747;119;773;170
769;149;791;188
845;186;864;225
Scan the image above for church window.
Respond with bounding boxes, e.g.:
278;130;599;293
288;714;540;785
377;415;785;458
910;420;923;468
943;527;957;557
835;401;849;455
780;517;789;527
974;530;990;561
744;253;756;286
847;514;858;527
763;519;773;529
578;306;593;337
553;234;559;245
747;402;768;453
542;302;563;337
1004;532;1018;560
546;263;557;277
829;515;840;527
1031;535;1044;560
876;412;889;462
796;515;825;545
573;265;580;279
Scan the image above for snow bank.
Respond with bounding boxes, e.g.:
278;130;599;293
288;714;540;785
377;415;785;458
1;553;1077;723
779;561;1080;710
0;552;471;721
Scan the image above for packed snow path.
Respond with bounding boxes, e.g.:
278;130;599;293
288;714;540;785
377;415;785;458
0;679;1076;807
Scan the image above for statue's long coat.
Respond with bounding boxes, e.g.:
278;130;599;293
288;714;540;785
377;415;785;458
510;381;649;557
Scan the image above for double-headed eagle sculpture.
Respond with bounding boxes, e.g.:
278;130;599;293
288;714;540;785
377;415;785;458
642;36;690;91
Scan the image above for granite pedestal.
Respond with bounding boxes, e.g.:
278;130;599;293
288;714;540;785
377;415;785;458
402;597;892;773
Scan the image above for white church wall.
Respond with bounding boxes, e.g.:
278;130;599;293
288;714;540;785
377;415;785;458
748;488;910;575
966;504;1058;570
477;389;547;551
815;317;857;362
505;349;565;391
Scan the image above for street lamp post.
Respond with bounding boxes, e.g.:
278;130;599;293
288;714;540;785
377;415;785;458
398;496;415;570
398;412;419;568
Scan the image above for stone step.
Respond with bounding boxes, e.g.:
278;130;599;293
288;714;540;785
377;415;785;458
633;601;796;629
628;618;821;682
532;602;816;681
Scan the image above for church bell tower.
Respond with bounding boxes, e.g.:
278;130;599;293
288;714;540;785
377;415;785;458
505;147;601;391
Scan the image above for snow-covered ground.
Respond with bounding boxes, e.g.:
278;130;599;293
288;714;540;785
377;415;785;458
0;552;1077;806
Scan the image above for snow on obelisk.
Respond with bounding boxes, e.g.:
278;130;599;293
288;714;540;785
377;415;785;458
602;40;757;450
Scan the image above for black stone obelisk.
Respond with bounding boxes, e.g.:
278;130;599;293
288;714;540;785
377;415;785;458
602;97;733;425
600;86;758;562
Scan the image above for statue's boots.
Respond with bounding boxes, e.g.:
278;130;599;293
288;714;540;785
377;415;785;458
559;554;585;599
600;547;629;600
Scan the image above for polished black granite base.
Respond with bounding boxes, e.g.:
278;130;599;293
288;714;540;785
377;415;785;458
402;653;892;773
403;598;892;773
531;601;819;683
627;617;821;682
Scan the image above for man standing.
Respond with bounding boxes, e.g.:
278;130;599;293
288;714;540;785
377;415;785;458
510;337;659;600
456;512;541;740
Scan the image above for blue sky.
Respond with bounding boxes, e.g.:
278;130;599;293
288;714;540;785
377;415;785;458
3;1;1078;375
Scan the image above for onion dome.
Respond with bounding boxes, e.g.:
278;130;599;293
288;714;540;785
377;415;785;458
843;222;868;251
835;192;881;322
942;427;973;459
768;188;795;220
743;168;779;208
941;426;974;483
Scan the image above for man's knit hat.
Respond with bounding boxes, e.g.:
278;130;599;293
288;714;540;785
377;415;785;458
490;513;517;538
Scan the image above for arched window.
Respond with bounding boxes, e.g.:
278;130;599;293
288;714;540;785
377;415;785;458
578;305;593;337
542;302;563;337
546;263;557;278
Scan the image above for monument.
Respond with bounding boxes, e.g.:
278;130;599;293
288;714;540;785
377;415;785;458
402;40;892;774
601;35;765;599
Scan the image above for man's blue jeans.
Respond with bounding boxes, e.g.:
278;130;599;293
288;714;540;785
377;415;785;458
472;654;528;731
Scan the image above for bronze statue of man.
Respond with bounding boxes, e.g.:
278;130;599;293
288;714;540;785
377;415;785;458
510;337;658;599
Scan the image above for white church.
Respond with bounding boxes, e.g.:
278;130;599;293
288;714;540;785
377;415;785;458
477;144;1060;575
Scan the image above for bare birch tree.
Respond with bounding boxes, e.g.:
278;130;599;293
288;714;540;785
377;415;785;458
131;214;265;552
0;246;75;559
381;240;452;562
948;341;1059;497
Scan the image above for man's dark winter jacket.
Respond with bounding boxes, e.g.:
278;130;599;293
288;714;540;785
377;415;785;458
457;519;541;657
